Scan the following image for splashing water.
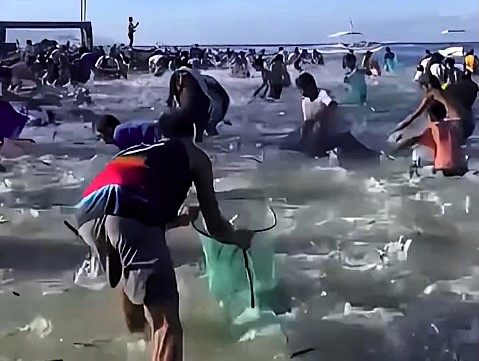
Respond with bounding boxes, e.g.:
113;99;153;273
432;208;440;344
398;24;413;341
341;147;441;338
1;46;479;361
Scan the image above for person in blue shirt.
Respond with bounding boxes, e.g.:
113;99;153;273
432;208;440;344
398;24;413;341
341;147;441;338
96;114;161;151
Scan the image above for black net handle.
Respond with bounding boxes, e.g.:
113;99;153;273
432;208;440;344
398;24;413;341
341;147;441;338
192;205;277;238
243;249;255;308
64;220;80;237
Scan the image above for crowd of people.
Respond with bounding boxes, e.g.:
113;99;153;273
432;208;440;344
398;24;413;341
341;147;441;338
82;46;478;361
1;20;478;360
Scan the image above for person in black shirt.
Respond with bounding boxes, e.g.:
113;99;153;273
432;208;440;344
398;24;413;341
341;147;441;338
342;49;356;71
384;47;396;72
128;17;139;48
253;50;270;98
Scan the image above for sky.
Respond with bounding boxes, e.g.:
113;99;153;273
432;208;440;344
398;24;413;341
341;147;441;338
1;0;478;45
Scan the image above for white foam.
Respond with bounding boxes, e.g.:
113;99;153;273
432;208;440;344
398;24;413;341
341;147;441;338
1;57;478;360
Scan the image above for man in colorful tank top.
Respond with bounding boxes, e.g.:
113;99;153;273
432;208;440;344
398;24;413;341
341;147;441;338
76;119;253;361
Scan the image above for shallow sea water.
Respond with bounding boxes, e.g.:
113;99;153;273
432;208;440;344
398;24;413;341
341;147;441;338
0;51;479;361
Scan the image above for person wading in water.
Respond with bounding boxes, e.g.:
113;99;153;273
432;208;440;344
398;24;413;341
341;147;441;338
77;119;254;361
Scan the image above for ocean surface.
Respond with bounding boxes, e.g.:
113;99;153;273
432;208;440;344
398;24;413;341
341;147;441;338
0;44;478;361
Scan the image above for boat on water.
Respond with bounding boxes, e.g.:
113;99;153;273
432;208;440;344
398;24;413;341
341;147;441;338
323;21;383;54
319;26;383;54
435;29;468;71
331;39;382;53
438;46;464;58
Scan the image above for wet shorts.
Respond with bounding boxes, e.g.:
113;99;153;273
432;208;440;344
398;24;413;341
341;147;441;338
417;129;435;150
78;215;178;306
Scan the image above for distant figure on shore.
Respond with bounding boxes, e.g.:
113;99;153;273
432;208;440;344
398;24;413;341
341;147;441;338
128;16;140;48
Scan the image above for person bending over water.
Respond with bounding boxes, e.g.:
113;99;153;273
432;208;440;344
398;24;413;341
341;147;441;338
282;72;378;166
76;118;254;361
165;66;230;139
399;72;475;140
165;66;212;142
98;71;229;147
394;100;467;177
95;115;162;151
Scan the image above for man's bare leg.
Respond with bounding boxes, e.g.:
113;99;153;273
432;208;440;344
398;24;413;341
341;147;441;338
262;84;269;99
121;289;150;339
253;81;267;97
144;299;183;361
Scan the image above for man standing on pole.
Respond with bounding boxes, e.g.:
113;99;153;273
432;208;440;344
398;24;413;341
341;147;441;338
128;16;140;48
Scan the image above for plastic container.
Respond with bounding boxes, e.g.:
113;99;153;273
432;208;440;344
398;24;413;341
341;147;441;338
192;197;278;323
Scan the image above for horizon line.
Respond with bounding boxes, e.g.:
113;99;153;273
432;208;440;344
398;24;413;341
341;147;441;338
121;41;479;48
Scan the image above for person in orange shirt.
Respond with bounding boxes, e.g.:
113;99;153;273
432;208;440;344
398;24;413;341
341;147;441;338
394;100;467;177
393;72;471;140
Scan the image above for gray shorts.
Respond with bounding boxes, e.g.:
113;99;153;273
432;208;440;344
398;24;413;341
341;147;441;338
78;215;178;306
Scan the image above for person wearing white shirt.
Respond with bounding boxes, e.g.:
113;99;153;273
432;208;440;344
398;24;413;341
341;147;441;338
294;72;379;166
414;52;446;85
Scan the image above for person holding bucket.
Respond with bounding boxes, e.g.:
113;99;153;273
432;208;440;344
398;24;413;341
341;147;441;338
75;117;254;361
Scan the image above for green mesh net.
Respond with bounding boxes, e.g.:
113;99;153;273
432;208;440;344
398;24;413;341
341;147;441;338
193;199;278;324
